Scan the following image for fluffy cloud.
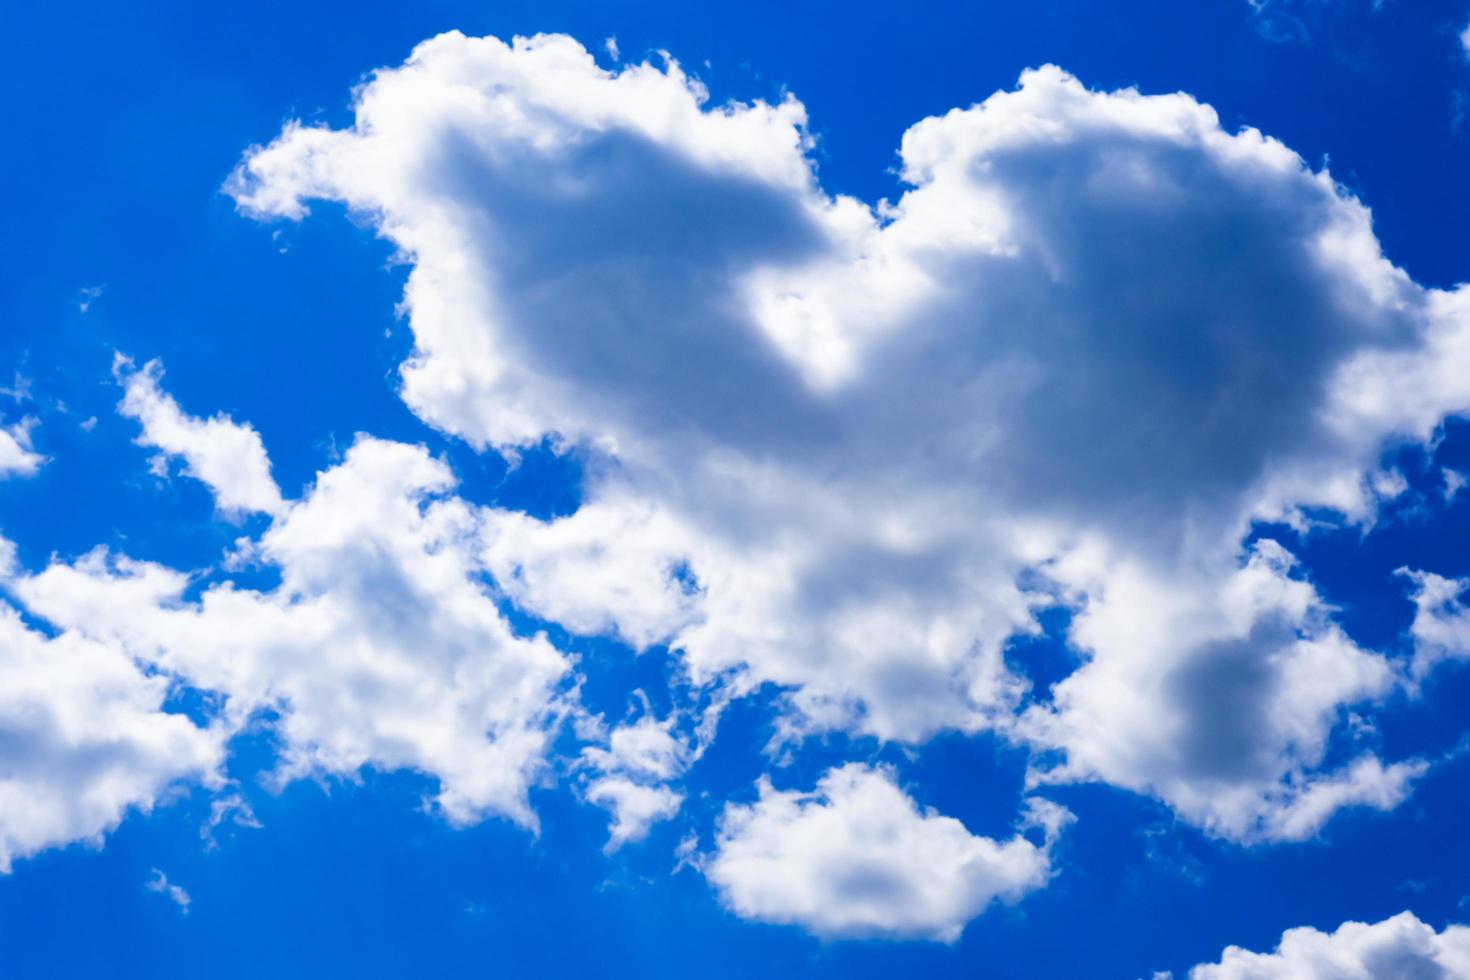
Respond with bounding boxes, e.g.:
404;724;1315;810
1021;541;1421;842
705;764;1066;941
0;543;223;871
585;778;681;852
116;356;284;516
581;711;689;850
10;400;573;828
1188;911;1470;979
0;421;43;478
227;32;1470;842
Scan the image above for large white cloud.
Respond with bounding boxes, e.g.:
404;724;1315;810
1187;911;1470;979
226;32;1470;843
705;763;1066;942
0;543;223;871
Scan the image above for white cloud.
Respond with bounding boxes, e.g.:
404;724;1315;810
1021;541;1422;842
0;422;43;477
1444;468;1467;501
1188;911;1470;978
225;32;1470;843
10;391;574;829
145;868;192;914
0;540;223;871
115;356;284;516
586;778;682;852
581;710;689;850
706;764;1066;941
1400;568;1470;680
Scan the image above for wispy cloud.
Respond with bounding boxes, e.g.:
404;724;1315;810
145;869;191;915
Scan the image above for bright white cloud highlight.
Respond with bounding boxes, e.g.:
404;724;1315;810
706;764;1066;941
227;32;1470;843
1188;911;1470;979
0;541;223;871
0;422;43;477
116;356;284;516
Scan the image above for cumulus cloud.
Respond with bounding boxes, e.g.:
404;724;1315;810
1021;540;1422;842
706;764;1066;941
116;356;284;516
226;32;1470;842
1187;911;1470;978
9;380;574;829
0;541;223;871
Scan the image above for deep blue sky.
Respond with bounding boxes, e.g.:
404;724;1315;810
2;2;1470;976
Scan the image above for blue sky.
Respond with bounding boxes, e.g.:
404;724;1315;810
4;1;1470;976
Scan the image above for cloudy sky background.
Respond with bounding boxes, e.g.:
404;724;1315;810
4;1;1470;976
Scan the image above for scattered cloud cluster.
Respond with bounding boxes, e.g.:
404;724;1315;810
8;422;574;830
1;30;1469;946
